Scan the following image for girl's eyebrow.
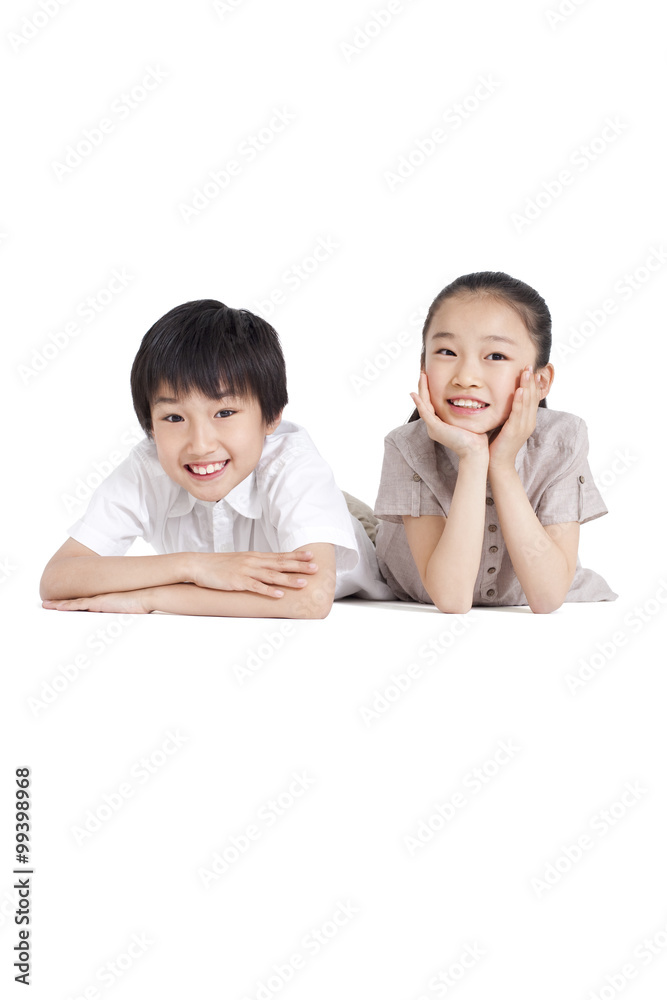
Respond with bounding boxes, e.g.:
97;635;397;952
482;334;518;346
430;331;518;346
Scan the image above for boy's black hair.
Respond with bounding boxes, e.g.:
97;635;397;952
130;299;288;435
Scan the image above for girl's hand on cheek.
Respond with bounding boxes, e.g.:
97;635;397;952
411;373;488;461
488;366;541;470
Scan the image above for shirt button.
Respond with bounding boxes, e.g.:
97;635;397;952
488;524;497;532
413;473;421;482
486;497;494;506
487;567;496;574
489;545;498;553
486;589;496;598
579;475;585;483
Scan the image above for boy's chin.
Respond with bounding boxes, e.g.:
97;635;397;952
187;485;227;502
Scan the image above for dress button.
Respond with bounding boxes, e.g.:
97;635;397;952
413;473;421;482
486;497;494;506
487;567;496;574
488;524;497;533
486;589;495;598
579;475;585;483
489;545;498;553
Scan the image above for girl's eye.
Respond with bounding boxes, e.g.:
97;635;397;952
487;353;507;361
437;348;456;356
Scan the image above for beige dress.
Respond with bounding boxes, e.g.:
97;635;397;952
374;408;617;606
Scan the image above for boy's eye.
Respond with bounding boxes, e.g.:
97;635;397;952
216;409;235;418
164;414;183;422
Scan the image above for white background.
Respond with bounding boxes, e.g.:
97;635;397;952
3;0;666;997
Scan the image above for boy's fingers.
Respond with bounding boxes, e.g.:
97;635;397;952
43;599;85;611
263;572;309;588
264;558;317;574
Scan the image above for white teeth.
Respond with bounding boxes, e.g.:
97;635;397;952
191;461;225;475
451;399;487;409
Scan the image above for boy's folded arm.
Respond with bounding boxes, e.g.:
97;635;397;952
40;538;323;603
141;544;336;619
39;538;192;601
41;542;336;619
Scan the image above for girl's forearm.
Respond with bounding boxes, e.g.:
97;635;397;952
488;465;574;613
425;454;487;613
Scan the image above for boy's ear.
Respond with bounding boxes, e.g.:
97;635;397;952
537;363;555;400
264;410;283;436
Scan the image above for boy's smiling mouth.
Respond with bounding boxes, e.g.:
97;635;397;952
185;460;229;478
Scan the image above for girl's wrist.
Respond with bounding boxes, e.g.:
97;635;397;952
457;446;489;466
488;459;519;479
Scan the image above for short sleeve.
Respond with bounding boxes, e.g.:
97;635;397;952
68;450;153;556
536;419;608;526
262;443;359;570
374;432;444;522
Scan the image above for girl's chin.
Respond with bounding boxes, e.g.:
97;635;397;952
486;423;506;442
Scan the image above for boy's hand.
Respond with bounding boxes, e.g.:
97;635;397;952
43;591;152;614
488;366;541;470
411;373;489;461
186;550;318;597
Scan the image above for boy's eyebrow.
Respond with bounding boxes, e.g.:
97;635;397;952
430;332;518;346
152;390;238;406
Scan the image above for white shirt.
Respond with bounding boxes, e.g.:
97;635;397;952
69;420;392;600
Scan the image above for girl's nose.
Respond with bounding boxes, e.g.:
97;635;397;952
453;359;482;386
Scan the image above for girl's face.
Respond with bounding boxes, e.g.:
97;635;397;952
422;293;553;434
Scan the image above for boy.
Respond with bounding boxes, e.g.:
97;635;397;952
40;300;391;617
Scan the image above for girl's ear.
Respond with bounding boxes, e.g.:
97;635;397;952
536;363;555;400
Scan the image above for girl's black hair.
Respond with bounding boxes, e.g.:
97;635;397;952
131;299;288;435
408;271;552;422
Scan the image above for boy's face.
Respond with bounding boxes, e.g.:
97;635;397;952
150;385;281;502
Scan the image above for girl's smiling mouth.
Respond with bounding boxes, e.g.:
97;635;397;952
447;397;490;411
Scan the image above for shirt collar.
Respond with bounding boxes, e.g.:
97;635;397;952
173;469;262;519
220;470;262;518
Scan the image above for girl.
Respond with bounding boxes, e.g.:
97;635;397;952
374;272;616;614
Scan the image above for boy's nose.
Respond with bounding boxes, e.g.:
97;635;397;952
188;421;219;455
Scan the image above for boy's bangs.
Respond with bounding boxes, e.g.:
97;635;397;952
148;322;255;405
